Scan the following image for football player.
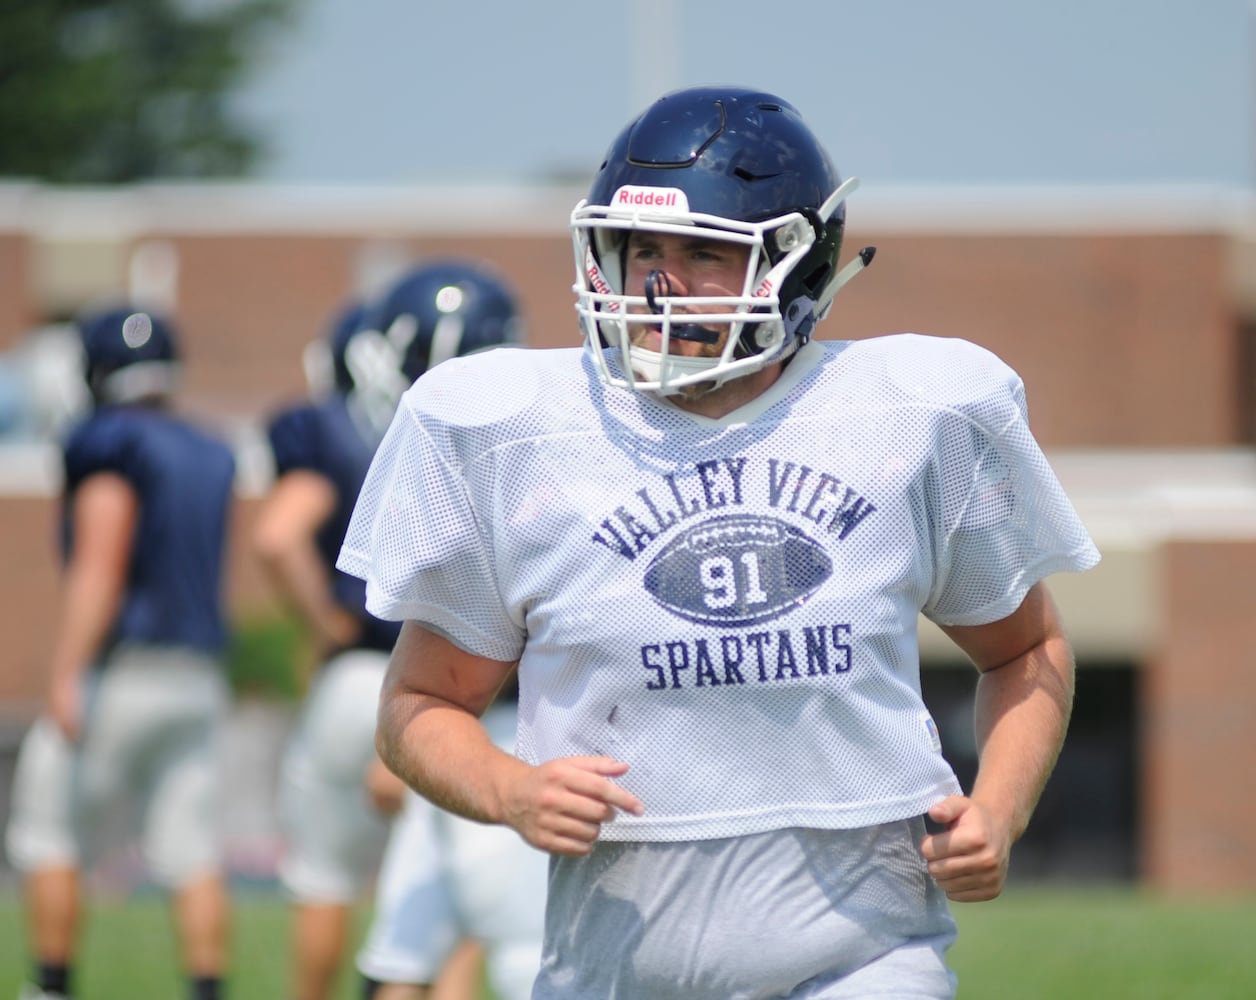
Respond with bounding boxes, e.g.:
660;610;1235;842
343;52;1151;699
5;304;236;1000
341;263;547;1000
339;86;1102;999
254;297;399;1000
254;262;541;1000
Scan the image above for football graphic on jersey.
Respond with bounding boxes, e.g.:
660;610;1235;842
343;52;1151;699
643;514;833;626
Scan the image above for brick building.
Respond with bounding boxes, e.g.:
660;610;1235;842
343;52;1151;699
2;180;1254;891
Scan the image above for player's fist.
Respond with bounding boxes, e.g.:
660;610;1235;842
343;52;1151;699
502;756;644;857
920;795;1012;902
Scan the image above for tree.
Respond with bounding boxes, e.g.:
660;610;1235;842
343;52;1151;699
0;0;294;182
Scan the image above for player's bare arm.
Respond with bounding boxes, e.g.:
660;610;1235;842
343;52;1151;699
363;756;407;817
924;581;1076;902
252;468;361;657
47;472;137;741
377;622;644;855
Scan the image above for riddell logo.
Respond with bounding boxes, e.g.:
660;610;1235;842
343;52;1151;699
586;250;612;295
612;186;690;214
585;248;621;311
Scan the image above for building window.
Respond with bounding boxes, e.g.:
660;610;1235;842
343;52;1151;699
921;660;1140;882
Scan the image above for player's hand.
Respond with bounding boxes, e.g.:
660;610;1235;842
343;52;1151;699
315;606;362;660
920;795;1013;902
364;756;407;817
502;756;644;856
48;672;83;743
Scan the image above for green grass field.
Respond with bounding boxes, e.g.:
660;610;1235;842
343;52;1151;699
2;886;1254;999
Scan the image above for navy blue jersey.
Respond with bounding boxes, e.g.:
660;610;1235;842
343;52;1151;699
266;396;401;653
61;405;236;657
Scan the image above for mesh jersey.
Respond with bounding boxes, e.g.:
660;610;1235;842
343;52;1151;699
339;335;1100;841
62;404;236;657
266;396;401;653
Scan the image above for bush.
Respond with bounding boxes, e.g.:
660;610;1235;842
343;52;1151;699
225;613;309;699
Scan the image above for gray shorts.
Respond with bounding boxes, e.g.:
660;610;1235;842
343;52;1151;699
5;715;78;871
277;648;391;903
7;643;229;888
533;819;957;1000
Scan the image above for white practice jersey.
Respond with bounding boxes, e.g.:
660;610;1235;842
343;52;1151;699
339;336;1100;842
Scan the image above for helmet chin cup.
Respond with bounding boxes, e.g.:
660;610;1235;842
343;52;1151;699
626;344;723;395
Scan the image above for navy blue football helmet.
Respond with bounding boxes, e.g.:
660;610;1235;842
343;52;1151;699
571;85;874;395
362;260;523;383
77;304;181;405
342;261;523;434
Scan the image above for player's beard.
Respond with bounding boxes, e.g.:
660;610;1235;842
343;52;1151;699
673;375;720;403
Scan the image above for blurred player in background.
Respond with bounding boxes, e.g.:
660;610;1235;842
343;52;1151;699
341;86;1102;999
254;298;429;1000
340;264;547;1000
5;304;237;1000
254;265;532;1000
0;321;89;441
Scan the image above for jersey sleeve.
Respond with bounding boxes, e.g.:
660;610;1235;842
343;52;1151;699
266;405;321;476
336;390;524;663
63;415;138;490
921;349;1100;627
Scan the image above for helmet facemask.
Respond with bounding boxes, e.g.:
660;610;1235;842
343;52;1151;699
93;360;181;405
572;177;861;399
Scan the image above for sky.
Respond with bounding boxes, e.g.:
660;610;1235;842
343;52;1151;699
231;0;1256;190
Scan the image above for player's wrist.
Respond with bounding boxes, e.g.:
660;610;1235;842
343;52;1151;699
483;753;532;829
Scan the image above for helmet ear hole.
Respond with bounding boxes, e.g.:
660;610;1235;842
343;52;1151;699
801;261;833;298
